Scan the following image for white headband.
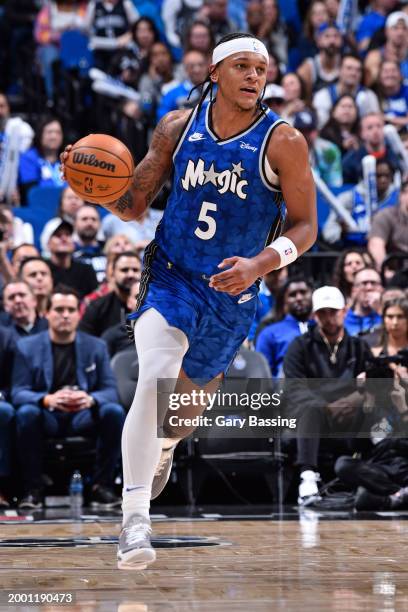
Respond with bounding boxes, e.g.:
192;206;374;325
212;37;269;66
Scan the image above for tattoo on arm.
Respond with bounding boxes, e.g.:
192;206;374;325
113;190;133;215
107;110;187;219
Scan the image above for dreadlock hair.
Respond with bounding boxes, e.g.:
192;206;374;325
189;32;268;119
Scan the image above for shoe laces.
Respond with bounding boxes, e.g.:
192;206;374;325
124;519;152;546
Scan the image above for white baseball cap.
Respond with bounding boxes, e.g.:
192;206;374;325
312;286;345;312
264;84;285;102
386;11;408;29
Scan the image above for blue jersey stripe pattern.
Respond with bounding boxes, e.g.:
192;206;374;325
155;101;286;276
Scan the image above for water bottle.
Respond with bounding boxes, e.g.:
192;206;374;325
69;470;83;519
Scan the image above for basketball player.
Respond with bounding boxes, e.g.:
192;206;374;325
61;33;317;570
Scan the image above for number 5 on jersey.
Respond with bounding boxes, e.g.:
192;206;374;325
194;201;217;240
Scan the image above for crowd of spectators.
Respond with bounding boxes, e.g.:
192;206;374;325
0;0;408;512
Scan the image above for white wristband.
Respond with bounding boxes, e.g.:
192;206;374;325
267;236;298;269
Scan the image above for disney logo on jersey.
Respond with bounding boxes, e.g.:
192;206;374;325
240;141;257;153
181;158;248;200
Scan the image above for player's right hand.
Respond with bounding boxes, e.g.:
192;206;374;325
59;144;73;181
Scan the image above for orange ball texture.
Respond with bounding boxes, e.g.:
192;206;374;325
65;134;135;204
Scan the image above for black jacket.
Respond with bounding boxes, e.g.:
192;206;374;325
283;325;372;413
48;260;98;299
79;291;129;337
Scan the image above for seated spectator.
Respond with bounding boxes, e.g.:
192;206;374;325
297;23;342;100
365;11;408;88
19;257;54;318
319;94;360;157
86;0;139;72
342;112;402;184
0;212;36;289
40;186;85;257
10;243;39;277
0;325;16;508
184;19;215;61
12;285;125;509
280;72;307;124
0;243;38;293
34;0;88;102
80;234;137;314
157;49;208;121
102;206;162;251
336;439;408;511
80;251;141;337
102;279;140;356
368;178;408;272
313;54;380;129
323;160;399;247
161;0;202;53
332;248;376;304
138;41;178;130
293;109;343;187
2;280;48;337
250;267;289;339
265;50;283;86
362;286;406;347
261;84;286;115
294;0;329;67
256;277;313;377
335;299;408;510
198;0;237;44
18;117;66;204
344;267;383;336
284;286;371;506
245;0;263;38
0;203;34;247
0;92;34;205
371;296;408;357
73;205;107;284
46;219;98;300
356;0;392;56
130;16;159;68
251;0;287;66
375;60;408;132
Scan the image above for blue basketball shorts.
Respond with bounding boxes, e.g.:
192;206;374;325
127;242;259;382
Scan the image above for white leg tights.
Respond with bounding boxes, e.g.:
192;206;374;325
121;308;189;524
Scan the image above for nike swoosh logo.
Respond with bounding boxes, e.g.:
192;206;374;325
188;134;205;142
125;486;143;492
238;293;256;304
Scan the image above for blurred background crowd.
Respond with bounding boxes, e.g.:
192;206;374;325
1;0;408;513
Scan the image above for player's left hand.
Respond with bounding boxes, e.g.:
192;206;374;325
209;256;259;296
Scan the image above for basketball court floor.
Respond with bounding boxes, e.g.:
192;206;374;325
1;505;408;611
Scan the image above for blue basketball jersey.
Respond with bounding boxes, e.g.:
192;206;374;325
154;101;287;276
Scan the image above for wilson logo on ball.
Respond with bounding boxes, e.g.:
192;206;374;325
72;153;116;173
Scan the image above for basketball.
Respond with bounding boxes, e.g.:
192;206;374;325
64;134;134;204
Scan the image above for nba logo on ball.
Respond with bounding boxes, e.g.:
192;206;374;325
85;177;93;194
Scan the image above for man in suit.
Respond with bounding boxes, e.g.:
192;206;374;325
0;325;16;507
12;285;126;509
